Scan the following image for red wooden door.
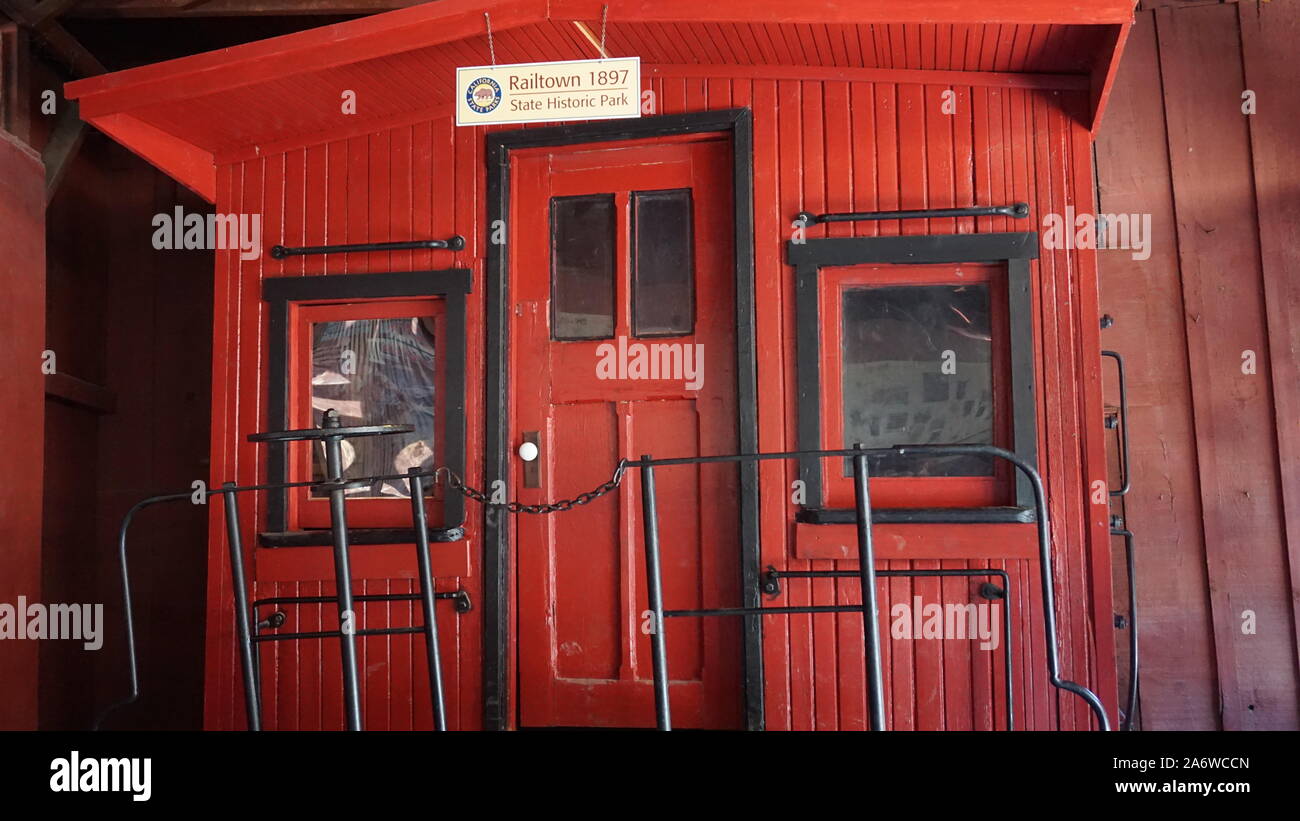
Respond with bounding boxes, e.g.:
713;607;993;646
511;137;742;728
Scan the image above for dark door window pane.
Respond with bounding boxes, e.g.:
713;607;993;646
632;189;694;337
840;283;995;477
551;194;616;340
309;316;436;497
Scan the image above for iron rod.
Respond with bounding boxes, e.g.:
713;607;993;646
254;626;427;642
1114;527;1139;731
270;235;465;259
852;447;887;731
409;469;448;731
667;605;875;617
93;491;191;730
640;458;672;731
1019;451;1112;731
254;592;457;606
323;414;364;731
222;483;262;731
1102;351;1131;497
795;202;1028;226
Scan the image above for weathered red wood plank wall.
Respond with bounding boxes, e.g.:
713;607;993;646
1095;2;1300;730
0;127;45;731
40;139;214;731
205;67;1114;731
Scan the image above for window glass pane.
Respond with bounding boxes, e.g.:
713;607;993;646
840;283;994;477
551;195;616;340
632;189;694;336
309;316;436;497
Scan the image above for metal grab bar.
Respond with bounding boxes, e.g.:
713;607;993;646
270;235;465;259
628;443;1111;732
1113;524;1140;731
93;492;193;731
1102;350;1131;497
793;202;1029;227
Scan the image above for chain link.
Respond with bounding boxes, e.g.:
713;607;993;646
434;458;629;515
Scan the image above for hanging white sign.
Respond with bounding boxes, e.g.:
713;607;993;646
456;57;641;126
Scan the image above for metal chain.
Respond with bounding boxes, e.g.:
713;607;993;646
599;4;609;58
484;12;496;65
434;458;629;514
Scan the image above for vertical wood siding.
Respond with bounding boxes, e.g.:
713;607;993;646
1095;4;1300;731
206;69;1114;731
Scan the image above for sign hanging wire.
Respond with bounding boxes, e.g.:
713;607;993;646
484;12;496;66
600;5;609;59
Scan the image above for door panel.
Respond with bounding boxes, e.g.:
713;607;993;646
513;137;740;728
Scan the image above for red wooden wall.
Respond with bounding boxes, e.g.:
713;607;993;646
1095;1;1300;731
205;66;1115;730
0;126;45;731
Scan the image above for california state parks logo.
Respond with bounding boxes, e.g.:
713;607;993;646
466;77;502;114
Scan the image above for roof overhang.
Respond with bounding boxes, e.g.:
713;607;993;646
66;0;1136;202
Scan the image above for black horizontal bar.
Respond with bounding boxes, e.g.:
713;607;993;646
798;506;1035;525
258;527;464;547
631;443;1022;468
270;236;465;259
253;626;427;642
670;570;1012;618
775;569;1011;580
253;592;463;607
795;203;1028;225
665;605;868;618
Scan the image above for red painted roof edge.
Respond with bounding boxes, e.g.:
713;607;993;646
67;0;1136;114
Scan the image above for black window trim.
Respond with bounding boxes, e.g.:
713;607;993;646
261;269;471;537
786;231;1040;515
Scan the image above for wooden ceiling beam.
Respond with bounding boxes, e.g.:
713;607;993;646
31;0;87;27
0;0;105;76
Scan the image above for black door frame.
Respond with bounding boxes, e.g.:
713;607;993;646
483;108;761;730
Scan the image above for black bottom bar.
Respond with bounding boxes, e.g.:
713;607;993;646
255;626;428;642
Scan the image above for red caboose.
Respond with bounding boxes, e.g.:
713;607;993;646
64;0;1137;731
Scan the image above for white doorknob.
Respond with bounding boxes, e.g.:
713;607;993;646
518;441;539;462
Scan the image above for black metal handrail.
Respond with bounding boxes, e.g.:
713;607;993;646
1102;350;1131;497
101;444;1112;732
270;235;465;260
766;567;1015;730
96;411;458;733
629;444;1111;732
794;202;1029;227
1113;523;1139;731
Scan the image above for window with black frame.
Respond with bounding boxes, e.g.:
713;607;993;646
261;270;469;537
790;232;1039;516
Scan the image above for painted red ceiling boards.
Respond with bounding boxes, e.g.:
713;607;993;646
65;0;1134;202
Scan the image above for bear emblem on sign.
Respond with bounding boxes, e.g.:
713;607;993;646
465;77;503;114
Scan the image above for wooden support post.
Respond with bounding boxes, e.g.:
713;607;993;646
43;96;83;201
